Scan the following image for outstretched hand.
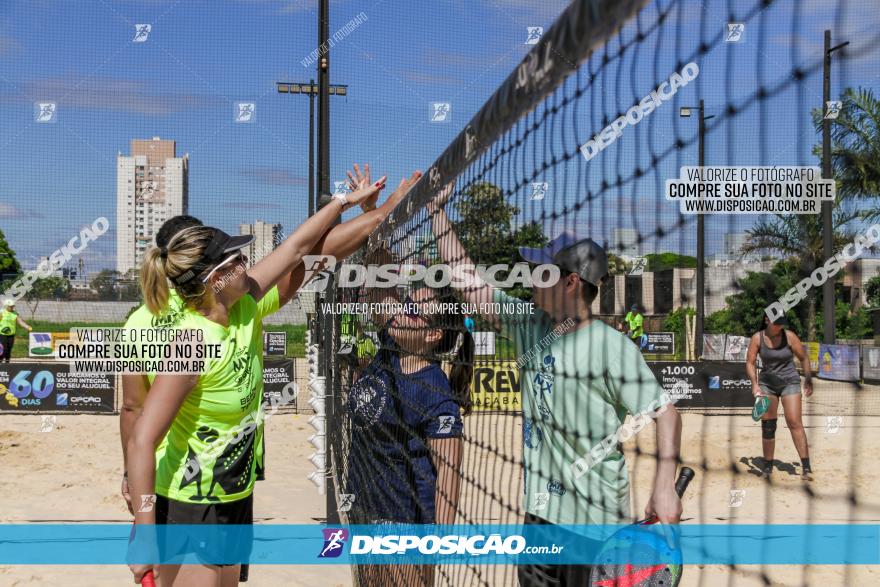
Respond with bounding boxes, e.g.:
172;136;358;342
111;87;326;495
347;163;378;211
388;170;422;210
345;175;386;208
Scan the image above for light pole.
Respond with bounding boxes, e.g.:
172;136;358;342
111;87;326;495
276;81;347;217
680;101;715;359
822;30;849;344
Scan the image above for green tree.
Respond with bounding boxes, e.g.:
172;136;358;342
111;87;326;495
866;274;880;308
813;87;880;219
0;229;22;296
644;252;697;272
705;260;803;336
30;277;70;299
748;86;880;340
451;182;548;299
91;269;121;301
662;307;695;358
607;253;629;275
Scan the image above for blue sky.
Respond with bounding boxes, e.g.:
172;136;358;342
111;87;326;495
0;0;878;274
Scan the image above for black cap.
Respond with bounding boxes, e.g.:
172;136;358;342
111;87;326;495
156;215;203;248
518;233;609;286
170;228;254;286
771;315;788;326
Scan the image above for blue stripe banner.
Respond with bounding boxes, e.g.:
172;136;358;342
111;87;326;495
0;524;877;565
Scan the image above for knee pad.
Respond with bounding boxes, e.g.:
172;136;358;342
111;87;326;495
762;418;778;439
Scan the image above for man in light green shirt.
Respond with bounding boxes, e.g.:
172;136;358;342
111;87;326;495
430;188;681;583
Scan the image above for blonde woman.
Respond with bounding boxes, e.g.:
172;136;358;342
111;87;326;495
126;178;384;587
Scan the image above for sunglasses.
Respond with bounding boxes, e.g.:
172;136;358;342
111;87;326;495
202;251;247;283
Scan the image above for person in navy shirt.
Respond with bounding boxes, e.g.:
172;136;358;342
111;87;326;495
345;246;473;586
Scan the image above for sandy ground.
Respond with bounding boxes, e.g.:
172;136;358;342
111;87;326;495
0;414;351;587
2;381;879;586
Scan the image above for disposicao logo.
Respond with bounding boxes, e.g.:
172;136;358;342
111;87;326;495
319;528;348;558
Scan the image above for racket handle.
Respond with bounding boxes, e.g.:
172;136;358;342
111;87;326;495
638;467;696;525
674;466;695;498
142;570;156;587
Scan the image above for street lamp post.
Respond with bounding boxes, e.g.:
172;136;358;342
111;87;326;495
822;30;849;344
275;81;347;217
680;101;715;359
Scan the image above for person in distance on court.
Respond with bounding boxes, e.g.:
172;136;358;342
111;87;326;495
0;299;32;363
745;313;813;481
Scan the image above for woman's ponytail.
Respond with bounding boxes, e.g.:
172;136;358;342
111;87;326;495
140;246;169;314
448;330;475;416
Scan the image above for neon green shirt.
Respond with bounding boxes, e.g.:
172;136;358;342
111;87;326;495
155;286;280;503
124;291;186;385
0;310;17;336
625;311;644;339
494;289;667;525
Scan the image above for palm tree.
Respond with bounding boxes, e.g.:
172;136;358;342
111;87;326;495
816;87;880;218
742;87;880;341
742;212;859;341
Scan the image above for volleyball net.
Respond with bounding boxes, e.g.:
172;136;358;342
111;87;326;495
325;0;880;585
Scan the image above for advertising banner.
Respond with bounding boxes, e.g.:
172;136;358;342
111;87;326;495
0;362;114;413
262;357;296;410
817;344;860;382
804;342;820;373
863;346;880;383
27;332;75;358
263;331;287;356
640;332;675;355
473;332;496;356
723;335;750;362
702;335;726;360
471;360;521;412
647;361;754;409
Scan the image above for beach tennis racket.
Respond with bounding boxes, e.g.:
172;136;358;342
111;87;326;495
142;570;156;587
589;467;695;587
751;395;770;421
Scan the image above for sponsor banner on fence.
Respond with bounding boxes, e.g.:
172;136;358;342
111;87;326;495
0;362;114;413
263;331;287;356
473;332;496;356
804;342;820;373
817;344;860;382
647;361;753;409
471;360;521;412
863;346;880;382
702;334;726;360
262;357;296;409
723;335;750;362
28;332;76;358
640;332;674;355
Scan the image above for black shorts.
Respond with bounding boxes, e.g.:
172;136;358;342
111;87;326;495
517;513;599;587
155;494;253;567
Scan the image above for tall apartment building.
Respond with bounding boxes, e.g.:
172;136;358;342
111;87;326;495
239;220;283;264
116;137;189;275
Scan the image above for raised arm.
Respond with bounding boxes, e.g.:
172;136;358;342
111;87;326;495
427;183;499;328
275;169;421;306
246;178;385;302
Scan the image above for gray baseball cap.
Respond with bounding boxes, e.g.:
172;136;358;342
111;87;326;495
518;233;609;286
